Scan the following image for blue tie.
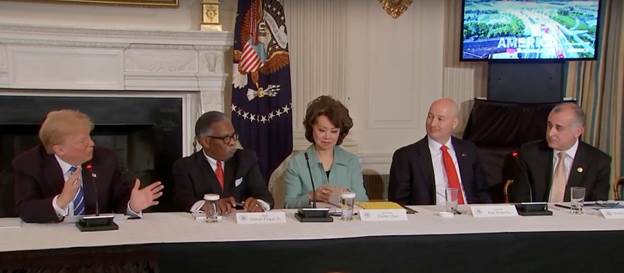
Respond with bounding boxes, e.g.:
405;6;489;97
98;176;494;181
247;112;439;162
69;166;85;216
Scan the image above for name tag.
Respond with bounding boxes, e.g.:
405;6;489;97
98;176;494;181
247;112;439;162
599;208;624;219
470;205;519;218
359;209;407;221
235;211;286;224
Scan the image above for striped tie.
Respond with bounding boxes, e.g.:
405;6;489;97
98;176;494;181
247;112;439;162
69;166;85;216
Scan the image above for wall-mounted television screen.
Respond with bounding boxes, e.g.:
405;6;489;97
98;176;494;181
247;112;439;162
461;0;601;61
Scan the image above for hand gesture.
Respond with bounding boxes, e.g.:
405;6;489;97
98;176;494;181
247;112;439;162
309;185;334;203
216;196;236;215
243;197;265;212
129;179;164;212
57;166;82;209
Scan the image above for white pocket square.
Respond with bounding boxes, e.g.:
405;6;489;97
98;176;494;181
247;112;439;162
235;177;243;187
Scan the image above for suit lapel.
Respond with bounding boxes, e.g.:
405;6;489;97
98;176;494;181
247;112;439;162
539;142;555;201
224;157;237;196
565;142;586;200
416;138;436;202
196;152;222;195
452;138;472;201
43;153;65;197
80;162;94;214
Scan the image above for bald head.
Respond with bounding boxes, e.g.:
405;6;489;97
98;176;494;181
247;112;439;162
426;98;459;144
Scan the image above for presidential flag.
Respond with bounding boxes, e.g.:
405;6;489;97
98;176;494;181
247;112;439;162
231;0;293;180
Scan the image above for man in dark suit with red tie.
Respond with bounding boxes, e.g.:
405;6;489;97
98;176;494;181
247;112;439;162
12;110;164;223
388;98;491;205
172;111;274;214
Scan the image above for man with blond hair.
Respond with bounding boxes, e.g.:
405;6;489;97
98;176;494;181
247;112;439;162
13;109;163;223
510;103;611;202
389;98;491;205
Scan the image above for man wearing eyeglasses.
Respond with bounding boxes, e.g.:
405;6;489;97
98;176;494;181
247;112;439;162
172;111;274;215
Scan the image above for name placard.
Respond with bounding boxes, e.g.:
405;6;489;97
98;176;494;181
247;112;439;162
470;205;519;218
359;209;407;221
235;211;287;224
599;208;624;219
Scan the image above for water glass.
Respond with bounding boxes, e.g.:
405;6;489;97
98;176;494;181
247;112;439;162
203;194;220;222
570;187;586;214
446;188;459;214
340;192;356;221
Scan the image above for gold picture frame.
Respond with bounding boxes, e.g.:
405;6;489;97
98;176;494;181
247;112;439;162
21;0;179;7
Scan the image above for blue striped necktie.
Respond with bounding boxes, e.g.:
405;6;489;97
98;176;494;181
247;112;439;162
69;166;85;216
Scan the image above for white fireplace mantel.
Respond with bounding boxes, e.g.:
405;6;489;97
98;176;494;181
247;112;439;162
0;24;233;156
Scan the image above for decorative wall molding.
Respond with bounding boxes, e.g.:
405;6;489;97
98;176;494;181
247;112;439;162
0;24;233;156
284;0;350;151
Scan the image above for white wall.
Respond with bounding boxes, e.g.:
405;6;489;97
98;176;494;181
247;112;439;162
0;0;476;175
0;0;240;31
286;0;446;174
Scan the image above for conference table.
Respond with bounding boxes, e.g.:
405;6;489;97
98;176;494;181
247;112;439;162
1;205;623;273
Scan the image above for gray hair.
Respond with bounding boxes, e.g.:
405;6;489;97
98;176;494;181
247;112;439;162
195;111;228;139
550;102;586;128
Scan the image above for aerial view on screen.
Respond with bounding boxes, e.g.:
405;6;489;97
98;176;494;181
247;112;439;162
462;0;600;60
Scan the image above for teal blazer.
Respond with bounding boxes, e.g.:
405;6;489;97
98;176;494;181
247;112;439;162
284;145;368;208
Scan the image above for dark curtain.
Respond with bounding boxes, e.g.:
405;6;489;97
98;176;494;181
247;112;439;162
463;99;567;202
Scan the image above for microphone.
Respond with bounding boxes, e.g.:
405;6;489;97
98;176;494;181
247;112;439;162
294;152;332;223
76;163;118;231
304;152;317;208
511;151;551;216
85;164;99;216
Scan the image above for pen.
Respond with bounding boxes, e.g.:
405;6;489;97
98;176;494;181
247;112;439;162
554;204;571;209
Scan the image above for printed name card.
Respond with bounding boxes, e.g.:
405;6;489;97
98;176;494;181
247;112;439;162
236;211;287;224
359;209;407;221
599;208;624;219
470;205;519;218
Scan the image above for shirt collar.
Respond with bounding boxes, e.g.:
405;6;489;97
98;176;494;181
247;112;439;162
427;136;454;154
202;150;221;169
54;154;75;174
554;139;579;160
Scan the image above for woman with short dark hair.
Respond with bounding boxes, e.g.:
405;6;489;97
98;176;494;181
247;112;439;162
284;96;368;208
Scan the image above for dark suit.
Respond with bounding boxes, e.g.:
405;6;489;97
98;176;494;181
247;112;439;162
172;149;274;211
12;145;130;223
510;140;611;202
388;136;491;205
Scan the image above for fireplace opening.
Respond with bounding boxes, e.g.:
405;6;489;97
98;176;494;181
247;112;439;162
0;94;182;216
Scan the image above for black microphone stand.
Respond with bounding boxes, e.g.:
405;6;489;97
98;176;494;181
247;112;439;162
511;152;552;216
76;164;119;231
295;152;333;222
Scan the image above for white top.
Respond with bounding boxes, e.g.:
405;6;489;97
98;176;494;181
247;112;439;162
428;137;467;205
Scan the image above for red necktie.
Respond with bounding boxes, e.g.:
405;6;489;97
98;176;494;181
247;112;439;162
215;161;224;190
441;145;464;204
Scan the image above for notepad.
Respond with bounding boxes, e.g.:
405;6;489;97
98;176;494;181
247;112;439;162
357;201;404;210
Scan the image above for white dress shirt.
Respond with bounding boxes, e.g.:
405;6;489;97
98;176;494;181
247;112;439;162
551;139;579;185
428;137;467;205
190;151;270;212
52;155;140;219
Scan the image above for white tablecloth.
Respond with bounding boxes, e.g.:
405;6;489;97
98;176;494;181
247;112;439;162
1;205;622;252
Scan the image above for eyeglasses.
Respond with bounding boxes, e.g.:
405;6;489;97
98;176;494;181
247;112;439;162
206;133;238;144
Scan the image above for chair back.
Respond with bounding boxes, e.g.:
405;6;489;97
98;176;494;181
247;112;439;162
268;151;297;209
